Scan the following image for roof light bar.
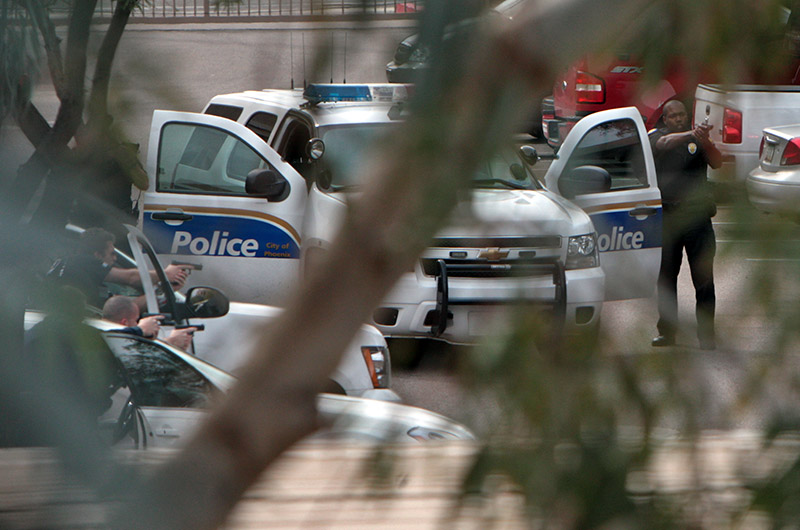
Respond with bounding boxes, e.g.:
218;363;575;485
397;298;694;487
303;84;372;104
303;84;415;105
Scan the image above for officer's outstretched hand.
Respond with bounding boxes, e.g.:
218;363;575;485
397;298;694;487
693;124;713;145
164;264;192;289
166;327;196;350
138;315;163;338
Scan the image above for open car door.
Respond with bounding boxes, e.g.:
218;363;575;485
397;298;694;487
544;107;662;301
140;111;308;305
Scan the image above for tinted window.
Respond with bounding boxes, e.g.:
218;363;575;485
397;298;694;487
563;118;648;191
158;123;274;195
205;104;243;121
105;334;219;408
246;112;278;142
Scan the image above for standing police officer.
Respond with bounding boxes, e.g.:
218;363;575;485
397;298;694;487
649;100;722;350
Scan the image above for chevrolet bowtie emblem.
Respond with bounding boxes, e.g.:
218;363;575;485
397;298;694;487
478;248;509;261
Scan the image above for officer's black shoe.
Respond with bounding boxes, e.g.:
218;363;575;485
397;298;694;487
651;335;675;347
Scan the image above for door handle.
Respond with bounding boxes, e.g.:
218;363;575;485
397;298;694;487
151;212;193;221
154;426;180;438
629;207;658;217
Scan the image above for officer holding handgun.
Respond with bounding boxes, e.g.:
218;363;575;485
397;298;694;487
649;100;722;350
102;295;198;350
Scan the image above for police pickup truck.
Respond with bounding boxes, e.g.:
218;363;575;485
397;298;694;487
138;84;661;343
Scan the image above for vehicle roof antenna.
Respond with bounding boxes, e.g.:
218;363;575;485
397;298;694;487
302;32;307;89
330;32;334;84
343;32;347;83
290;32;294;90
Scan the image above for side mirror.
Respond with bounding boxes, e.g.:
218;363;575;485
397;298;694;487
246;169;288;201
184;286;230;319
558;165;611;199
518;145;539;166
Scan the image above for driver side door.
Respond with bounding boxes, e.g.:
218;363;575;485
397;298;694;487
140;111;308;306
544;107;662;301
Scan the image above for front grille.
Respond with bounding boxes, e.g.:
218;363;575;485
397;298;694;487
431;236;561;248
420;258;559;278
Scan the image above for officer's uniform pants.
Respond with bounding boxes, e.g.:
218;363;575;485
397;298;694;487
656;210;716;342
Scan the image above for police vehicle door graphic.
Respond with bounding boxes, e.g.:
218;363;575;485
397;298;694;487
544;107;662;301
142;111;308;305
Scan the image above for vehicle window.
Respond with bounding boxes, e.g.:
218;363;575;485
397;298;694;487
157;123;274;195
104;334;219;408
245;112;278;143
472;148;540;190
278;118;313;183
128;232;180;319
319;124;391;188
205;103;243;121
562;118;648;190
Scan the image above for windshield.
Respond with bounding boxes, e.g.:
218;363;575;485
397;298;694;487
318;124;392;189
471;147;541;190
317;124;541;191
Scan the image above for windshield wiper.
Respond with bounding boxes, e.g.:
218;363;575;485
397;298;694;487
472;178;529;190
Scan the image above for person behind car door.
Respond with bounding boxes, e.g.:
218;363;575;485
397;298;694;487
102;295;196;350
649;100;722;350
49;227;190;308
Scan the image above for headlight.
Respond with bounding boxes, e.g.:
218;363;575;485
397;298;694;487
566;233;598;269
393;42;414;64
408;45;430;64
362;346;391;389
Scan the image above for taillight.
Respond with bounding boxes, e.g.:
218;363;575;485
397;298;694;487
781;138;800;166
575;71;605;104
722;108;742;144
759;136;765;158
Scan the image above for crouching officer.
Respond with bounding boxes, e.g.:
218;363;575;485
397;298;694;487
649;100;722;350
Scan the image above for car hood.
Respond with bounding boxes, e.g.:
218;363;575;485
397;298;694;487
173;347;475;442
315;393;475;442
440;188;594;237
329;187;594;237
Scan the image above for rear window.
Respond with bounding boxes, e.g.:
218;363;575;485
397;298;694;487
205;104;243;121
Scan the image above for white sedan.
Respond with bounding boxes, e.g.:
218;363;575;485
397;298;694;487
747;124;800;218
25;311;475;449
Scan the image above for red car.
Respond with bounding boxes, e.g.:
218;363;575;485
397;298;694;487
542;54;703;149
543;48;800;150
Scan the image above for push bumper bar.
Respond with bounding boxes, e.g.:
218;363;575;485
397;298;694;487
429;259;567;337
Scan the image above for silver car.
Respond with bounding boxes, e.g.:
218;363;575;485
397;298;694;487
24;311;475;449
747;124;800;218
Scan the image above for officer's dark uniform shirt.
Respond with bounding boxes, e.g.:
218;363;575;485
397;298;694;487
51;254;112;308
649;127;714;212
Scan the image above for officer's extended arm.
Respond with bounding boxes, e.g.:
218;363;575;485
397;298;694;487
653;130;695;153
694;125;722;170
104;264;190;289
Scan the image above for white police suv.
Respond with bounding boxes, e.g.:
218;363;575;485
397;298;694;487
138;84;661;343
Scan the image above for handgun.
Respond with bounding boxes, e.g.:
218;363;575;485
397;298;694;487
175;323;204;333
171;261;203;271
